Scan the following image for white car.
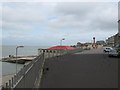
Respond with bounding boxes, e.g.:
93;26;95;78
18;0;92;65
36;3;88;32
103;47;113;52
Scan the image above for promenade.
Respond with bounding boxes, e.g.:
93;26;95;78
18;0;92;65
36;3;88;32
40;48;118;88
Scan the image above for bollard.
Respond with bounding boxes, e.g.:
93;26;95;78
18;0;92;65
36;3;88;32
49;50;51;58
11;77;14;88
45;50;47;59
43;49;45;60
52;50;55;58
14;75;16;85
47;50;49;59
38;49;42;55
51;50;53;58
48;50;50;59
53;50;56;57
6;82;8;88
46;50;48;59
9;80;11;88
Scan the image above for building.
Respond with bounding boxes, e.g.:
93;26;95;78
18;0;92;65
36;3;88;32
76;42;93;49
106;35;115;47
76;42;82;48
96;40;106;46
81;43;93;50
118;1;120;45
118;1;120;36
114;33;120;47
118;20;120;36
118;19;120;46
106;33;120;48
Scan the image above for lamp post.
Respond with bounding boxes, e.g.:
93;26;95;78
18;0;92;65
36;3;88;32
60;38;65;46
16;46;24;74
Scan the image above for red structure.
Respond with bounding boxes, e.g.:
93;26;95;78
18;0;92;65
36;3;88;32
92;37;97;48
93;37;95;44
48;46;76;50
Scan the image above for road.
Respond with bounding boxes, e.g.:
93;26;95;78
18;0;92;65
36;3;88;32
40;48;118;88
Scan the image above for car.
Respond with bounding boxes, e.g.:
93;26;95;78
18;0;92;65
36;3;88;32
103;47;113;52
108;49;120;57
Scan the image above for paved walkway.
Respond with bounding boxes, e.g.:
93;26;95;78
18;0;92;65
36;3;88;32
75;48;105;54
40;48;118;88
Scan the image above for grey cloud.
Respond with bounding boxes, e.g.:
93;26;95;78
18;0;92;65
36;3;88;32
48;2;118;32
2;2;118;46
2;4;46;23
2;22;33;30
55;2;96;16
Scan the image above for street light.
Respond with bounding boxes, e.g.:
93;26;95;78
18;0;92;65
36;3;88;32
60;38;65;46
16;46;24;74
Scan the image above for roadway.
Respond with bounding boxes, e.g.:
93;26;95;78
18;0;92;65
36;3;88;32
40;48;118;88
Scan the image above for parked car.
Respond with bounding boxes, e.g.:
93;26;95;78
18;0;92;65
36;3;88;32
103;47;113;52
108;49;120;57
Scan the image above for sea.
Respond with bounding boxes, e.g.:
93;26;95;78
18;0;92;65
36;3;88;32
0;45;50;77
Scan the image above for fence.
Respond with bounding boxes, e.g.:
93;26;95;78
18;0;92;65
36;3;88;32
2;48;82;89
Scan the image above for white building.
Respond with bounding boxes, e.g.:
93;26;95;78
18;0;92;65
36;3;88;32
118;20;120;37
118;2;120;45
118;1;120;36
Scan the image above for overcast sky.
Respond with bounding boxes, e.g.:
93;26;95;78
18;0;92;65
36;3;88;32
1;2;119;46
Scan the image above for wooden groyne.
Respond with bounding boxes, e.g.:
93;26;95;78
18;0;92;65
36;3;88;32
1;56;37;64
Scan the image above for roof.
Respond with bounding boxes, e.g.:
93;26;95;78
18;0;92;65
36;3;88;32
48;46;76;50
81;43;92;46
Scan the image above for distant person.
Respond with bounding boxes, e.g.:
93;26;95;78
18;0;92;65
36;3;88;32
9;55;11;57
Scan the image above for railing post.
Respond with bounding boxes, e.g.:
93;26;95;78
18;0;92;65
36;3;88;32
45;50;48;59
14;75;16;85
52;50;54;58
9;80;11;88
6;82;8;88
11;77;13;88
38;49;43;55
48;50;50;59
47;50;49;59
55;50;57;57
53;50;55;57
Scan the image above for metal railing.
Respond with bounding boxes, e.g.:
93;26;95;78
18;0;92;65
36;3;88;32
1;48;82;89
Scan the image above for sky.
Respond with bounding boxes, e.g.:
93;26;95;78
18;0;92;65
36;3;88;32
0;1;119;46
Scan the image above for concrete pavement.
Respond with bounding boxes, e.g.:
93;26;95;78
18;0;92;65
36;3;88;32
40;48;118;88
75;48;105;54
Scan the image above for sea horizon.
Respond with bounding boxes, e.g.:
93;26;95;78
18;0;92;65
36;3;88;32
1;45;52;59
